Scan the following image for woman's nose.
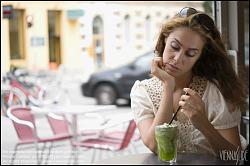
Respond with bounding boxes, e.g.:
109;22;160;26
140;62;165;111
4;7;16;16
173;52;183;63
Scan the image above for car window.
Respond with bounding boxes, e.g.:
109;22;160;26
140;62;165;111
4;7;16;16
134;52;153;69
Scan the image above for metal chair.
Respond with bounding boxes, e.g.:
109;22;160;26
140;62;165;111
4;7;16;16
1;87;26;116
6;105;72;164
71;119;137;163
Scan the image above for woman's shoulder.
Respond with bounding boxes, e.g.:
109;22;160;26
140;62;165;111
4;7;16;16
202;79;226;107
204;79;240;112
131;76;163;111
204;79;221;98
130;78;151;95
131;76;162;91
205;80;242;129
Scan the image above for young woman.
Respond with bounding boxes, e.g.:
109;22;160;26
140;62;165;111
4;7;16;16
130;7;248;156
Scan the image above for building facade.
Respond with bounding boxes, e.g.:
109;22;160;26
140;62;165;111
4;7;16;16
1;1;203;77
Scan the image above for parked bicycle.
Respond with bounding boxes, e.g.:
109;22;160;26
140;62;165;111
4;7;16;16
1;68;70;116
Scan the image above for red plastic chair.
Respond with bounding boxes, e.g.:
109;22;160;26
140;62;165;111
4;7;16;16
46;112;101;138
100;130;141;142
71;119;137;163
6;105;72;165
46;113;72;137
1;87;27;116
78;113;140;142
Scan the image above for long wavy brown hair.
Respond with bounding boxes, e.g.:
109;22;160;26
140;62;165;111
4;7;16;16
154;15;248;112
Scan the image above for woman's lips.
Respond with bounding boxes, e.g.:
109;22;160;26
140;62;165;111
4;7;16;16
165;63;179;71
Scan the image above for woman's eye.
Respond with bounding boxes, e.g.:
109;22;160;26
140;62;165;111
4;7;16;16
186;51;196;57
186;53;194;57
171;45;178;50
170;42;179;50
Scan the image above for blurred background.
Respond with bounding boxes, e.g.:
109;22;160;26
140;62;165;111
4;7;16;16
1;1;212;77
1;1;249;165
0;1;214;106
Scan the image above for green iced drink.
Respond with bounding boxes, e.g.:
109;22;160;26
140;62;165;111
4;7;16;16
155;123;178;163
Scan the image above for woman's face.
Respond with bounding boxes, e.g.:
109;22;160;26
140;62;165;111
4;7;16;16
162;27;205;78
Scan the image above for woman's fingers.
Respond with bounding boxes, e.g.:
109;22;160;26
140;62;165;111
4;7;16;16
183;88;198;97
180;94;190;101
154;57;163;68
179;100;196;111
151;57;163;74
151;57;175;90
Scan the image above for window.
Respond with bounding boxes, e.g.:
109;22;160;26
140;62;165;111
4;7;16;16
9;9;25;60
92;15;104;68
93;16;103;35
95;40;103;68
124;15;130;43
48;11;61;65
145;15;151;42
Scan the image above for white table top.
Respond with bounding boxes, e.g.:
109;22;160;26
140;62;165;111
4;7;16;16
30;105;117;114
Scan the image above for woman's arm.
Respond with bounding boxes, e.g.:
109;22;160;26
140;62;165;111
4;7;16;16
137;85;174;153
179;88;241;156
137;57;176;153
200;120;241;155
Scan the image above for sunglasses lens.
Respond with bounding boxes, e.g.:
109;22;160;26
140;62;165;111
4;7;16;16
191;14;215;31
180;7;197;17
179;7;216;36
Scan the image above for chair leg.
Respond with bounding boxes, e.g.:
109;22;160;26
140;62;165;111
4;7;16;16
68;139;77;165
68;144;77;165
39;142;47;164
71;145;79;165
34;142;41;165
98;149;103;160
44;142;53;165
67;146;73;165
10;144;19;165
130;141;138;154
90;149;96;163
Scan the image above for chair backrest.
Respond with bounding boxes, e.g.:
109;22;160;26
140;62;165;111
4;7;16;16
7;106;37;141
46;113;71;135
1;87;27;116
119;119;137;150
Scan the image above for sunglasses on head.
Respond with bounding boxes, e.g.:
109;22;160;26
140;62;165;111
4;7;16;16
179;7;215;34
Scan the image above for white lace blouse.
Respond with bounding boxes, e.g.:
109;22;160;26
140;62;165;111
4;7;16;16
130;76;246;155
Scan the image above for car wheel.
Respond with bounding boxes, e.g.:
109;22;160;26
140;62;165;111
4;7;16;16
94;84;117;105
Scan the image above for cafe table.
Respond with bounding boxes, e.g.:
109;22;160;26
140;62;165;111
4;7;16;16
94;152;239;165
30;104;118;141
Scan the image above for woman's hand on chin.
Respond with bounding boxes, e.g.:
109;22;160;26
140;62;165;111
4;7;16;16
151;57;175;91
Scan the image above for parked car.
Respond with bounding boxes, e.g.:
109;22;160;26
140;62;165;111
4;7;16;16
81;51;154;105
